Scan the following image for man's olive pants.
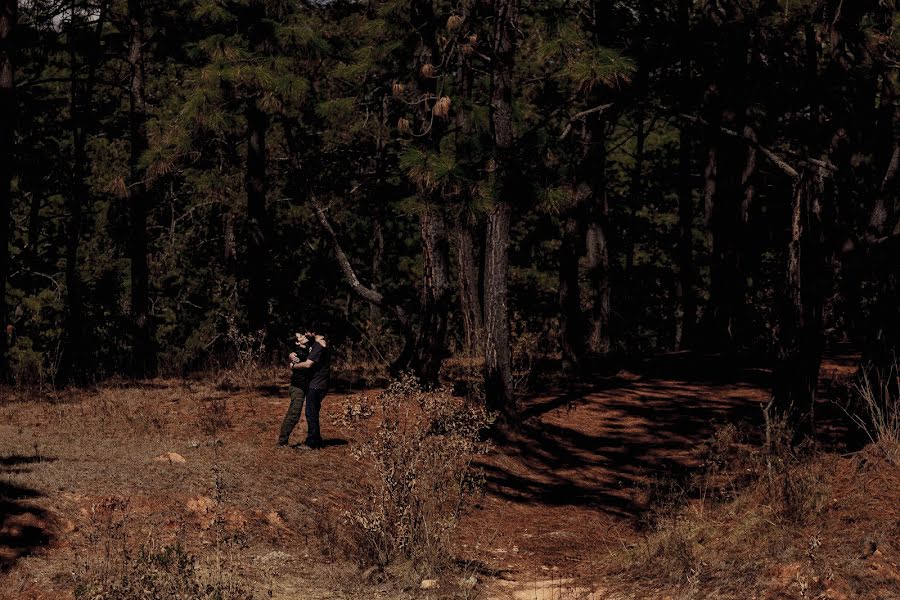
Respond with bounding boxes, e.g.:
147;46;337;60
277;385;307;445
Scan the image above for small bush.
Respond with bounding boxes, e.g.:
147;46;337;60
339;374;493;578
198;398;232;436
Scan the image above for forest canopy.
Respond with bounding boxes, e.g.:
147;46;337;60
0;0;897;426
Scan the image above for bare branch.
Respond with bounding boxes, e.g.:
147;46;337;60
559;103;615;141
678;113;802;180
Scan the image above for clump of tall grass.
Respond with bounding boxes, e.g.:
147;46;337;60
843;362;900;462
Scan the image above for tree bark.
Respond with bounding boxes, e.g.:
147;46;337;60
0;0;14;378
673;0;695;351
127;0;154;377
558;203;584;371
455;220;483;355
584;117;611;355
452;0;482;359
411;205;452;385
772;171;827;432
674;123;696;350
245;101;268;336
625;105;645;278
483;0;517;422
560;117;603;370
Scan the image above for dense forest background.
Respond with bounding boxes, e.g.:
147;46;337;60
0;0;897;426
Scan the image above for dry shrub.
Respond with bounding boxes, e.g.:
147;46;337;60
339;374;493;578
198;397;232;436
213;316;268;390
330;393;375;427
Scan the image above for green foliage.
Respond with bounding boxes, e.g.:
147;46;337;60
2;0;895;385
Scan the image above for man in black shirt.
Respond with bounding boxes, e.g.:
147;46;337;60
300;332;331;448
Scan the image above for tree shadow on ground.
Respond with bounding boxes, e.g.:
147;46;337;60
478;352;858;523
0;455;54;572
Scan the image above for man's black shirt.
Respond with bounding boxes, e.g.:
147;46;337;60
307;341;331;390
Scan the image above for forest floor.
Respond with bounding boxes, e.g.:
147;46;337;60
1;350;899;599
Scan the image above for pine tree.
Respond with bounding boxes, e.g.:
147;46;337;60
0;0;15;378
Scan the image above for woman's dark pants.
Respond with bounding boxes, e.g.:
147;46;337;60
278;385;307;445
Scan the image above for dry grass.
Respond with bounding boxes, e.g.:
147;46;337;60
605;420;900;600
3;358;900;600
842;363;900;463
0;372;337;599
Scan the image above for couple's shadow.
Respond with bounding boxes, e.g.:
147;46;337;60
289;439;348;449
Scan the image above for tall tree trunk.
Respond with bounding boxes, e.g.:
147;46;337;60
245;101;268;336
483;0;517;422
405;0;452;385
699;8;750;352
455;220;483;355
704;125;748;349
61;2;104;381
558;203;584;371
411;205;452;385
673;0;695;351
127;0;153;377
772;172;827;433
452;0;482;358
561;117;604;369
585;117;611;355
369;207;384;330
625;105;646;278
675;124;696;350
0;0;14;378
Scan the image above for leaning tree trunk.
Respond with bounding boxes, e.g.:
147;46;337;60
127;0;154;377
0;0;15;378
483;0;517;422
311;198;417;373
245;101;269;336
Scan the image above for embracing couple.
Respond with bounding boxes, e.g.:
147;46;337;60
277;330;331;450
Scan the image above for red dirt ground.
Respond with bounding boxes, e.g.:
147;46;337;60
0;350;885;599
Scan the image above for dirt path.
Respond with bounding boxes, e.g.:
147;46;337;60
0;354;857;598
